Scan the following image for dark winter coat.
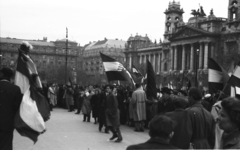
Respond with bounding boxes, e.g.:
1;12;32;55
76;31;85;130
105;93;120;128
185;102;215;149
0;80;22;131
165;109;190;149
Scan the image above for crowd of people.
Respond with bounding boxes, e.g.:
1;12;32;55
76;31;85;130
1;65;240;149
40;80;240;149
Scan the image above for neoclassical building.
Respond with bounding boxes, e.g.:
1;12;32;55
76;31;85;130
125;0;240;91
0;37;83;83
83;38;126;84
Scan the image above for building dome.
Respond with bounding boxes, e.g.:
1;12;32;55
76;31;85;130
127;34;150;42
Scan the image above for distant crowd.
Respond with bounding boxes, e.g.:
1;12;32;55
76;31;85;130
42;82;240;149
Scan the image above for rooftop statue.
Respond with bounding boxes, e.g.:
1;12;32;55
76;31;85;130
191;5;206;17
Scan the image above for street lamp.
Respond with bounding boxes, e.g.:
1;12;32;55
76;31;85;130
195;49;199;87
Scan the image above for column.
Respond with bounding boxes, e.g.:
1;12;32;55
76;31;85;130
148;54;151;62
144;55;146;64
139;55;142;64
182;44;186;70
129;54;132;69
190;44;194;70
204;42;209;69
174;46;177;70
211;42;215;58
199;42;203;69
158;53;161;73
161;52;165;71
153;54;156;72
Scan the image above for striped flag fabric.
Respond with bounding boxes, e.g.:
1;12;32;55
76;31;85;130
146;60;157;99
132;65;142;77
208;58;230;96
14;41;50;143
228;62;240;87
100;52;135;85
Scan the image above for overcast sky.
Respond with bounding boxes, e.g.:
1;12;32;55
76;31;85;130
0;0;228;46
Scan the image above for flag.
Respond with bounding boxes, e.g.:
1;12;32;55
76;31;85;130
100;52;135;85
146;60;157;99
228;62;240;87
208;58;230;96
14;41;50;143
132;65;142;77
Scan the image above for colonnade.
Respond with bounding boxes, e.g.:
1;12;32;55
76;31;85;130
127;41;215;74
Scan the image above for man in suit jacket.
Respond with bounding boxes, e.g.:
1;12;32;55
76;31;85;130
0;67;23;150
127;115;178;150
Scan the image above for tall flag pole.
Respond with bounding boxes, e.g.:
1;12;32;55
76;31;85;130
65;27;68;84
100;52;135;85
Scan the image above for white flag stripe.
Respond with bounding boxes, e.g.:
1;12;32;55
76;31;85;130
236;86;240;95
103;62;123;72
233;66;240;78
14;71;30;94
208;69;223;83
20;87;45;132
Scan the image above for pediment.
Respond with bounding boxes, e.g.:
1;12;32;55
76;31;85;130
170;26;210;40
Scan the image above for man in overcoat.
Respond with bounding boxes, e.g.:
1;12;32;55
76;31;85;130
0;67;23;150
105;85;122;142
185;87;215;149
165;96;189;149
131;83;146;132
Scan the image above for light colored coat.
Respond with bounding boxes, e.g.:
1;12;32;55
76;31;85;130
131;88;146;121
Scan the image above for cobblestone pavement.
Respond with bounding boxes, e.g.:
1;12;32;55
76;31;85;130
13;108;149;150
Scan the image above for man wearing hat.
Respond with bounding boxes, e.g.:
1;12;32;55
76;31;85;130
0;67;23;150
157;87;175;114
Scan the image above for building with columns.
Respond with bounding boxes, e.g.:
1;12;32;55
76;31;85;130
125;0;240;91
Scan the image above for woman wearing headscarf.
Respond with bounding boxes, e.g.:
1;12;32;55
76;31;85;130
217;97;240;149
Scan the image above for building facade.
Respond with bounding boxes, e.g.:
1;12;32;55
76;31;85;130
83;38;126;84
125;0;240;91
0;37;83;84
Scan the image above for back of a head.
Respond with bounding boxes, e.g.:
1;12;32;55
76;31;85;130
173;96;188;109
135;83;141;89
149;115;176;139
188;87;202;101
0;67;14;80
221;97;240;129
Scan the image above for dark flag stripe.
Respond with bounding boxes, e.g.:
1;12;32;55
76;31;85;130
208;58;222;72
146;60;157;99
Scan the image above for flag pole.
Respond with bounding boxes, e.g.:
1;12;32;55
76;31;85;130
65;27;68;84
